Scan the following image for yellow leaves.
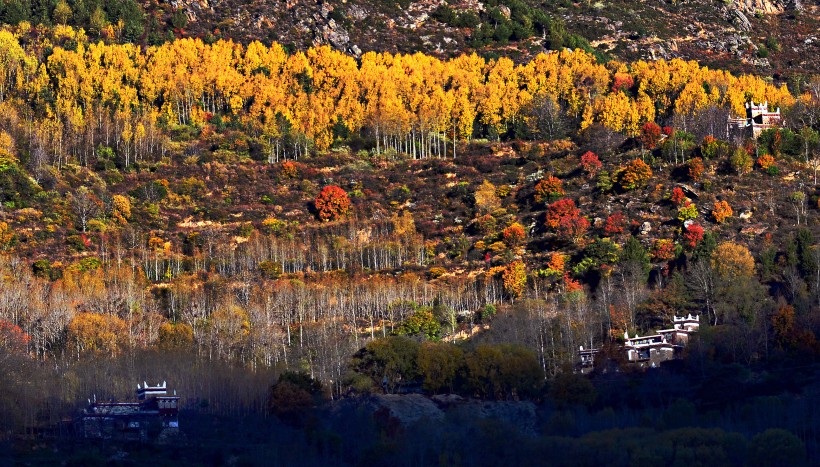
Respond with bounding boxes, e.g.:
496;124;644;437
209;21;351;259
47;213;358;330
0;31;798;162
111;195;131;224
67;312;128;356
594;92;636;135
474;180;501;215
209;305;251;341
0;130;16;170
479;57;521;136
502;260;527;299
0;221;14;250
711;241;755;280
675;81;711;116
158;322;194;349
147;236;172;255
0;29;37;100
391;210;416;237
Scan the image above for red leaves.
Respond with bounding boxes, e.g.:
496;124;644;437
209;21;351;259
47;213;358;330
546;199;588;242
580;151;602;177
545;199;580;229
640;122;662;150
558;216;590;242
603;211;625;236
315;185;351;222
671;187;686;206
0;319;30;353
611;72;634;93
683;223;704;249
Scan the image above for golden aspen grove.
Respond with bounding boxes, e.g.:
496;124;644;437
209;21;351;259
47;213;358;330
0;25;796;167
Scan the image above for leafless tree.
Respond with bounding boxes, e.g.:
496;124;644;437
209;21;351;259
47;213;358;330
686;258;716;325
70;186;101;233
527;93;567;140
691;105;731;141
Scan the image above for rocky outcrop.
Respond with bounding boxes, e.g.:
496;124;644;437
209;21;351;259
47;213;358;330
311;5;362;56
346;394;538;432
369;394;445;424
730;9;753;32
166;0;213;22
448;399;538;434
733;0;785;14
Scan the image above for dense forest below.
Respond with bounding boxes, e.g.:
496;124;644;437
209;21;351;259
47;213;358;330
0;20;818;465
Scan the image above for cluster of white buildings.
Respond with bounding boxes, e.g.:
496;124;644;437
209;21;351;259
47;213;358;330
579;314;701;372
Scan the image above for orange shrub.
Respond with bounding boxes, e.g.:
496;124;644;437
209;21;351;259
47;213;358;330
617;158;652;190
652;239;676;261
315;185;351;222
687;157;705;181
502;222;526;247
757;154;775;170
281;160;298;178
712;200;733;223
547;252;567;273
534;176;565;203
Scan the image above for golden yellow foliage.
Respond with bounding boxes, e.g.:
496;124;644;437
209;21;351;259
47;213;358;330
502;260;527;299
0;221;14;249
474;180;501;215
67;312;128;356
712;241;755;280
0;31;795;161
112;194;131;224
158;322;194;349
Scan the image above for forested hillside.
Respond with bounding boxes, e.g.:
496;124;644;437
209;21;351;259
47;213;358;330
0;19;819;465
1;0;819;76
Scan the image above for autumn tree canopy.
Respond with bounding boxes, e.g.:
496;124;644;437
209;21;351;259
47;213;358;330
315;185;351;221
